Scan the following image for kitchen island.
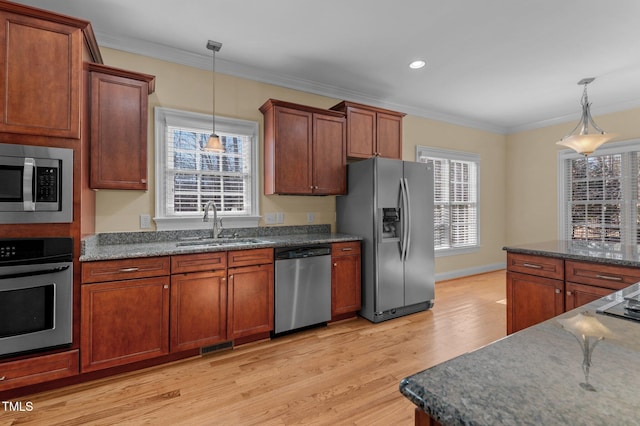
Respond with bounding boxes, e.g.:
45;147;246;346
400;283;640;425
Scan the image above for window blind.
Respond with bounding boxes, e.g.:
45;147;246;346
417;146;480;252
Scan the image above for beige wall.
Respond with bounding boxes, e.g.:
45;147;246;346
505;107;640;246
94;48;508;277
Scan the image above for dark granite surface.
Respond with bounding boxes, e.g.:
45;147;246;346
80;225;361;261
503;240;640;267
400;285;640;426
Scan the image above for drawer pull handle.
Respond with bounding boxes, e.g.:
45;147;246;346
118;267;140;273
596;274;623;281
341;248;353;251
522;263;543;269
0;376;5;381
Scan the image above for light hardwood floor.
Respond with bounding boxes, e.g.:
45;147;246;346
3;270;506;426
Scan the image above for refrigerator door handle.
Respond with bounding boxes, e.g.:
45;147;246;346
400;178;409;262
403;177;412;260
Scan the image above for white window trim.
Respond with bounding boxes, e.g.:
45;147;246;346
416;146;481;257
557;138;640;242
154;107;260;231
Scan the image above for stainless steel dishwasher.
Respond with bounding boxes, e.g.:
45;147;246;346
274;244;332;334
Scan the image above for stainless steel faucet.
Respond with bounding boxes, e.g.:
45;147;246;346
203;201;222;239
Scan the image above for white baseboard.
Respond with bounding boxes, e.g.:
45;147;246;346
435;262;506;282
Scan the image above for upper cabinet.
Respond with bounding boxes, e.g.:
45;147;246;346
260;99;346;195
330;101;405;160
88;63;155;190
0;9;84;138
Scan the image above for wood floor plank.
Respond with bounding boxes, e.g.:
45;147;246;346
2;270;506;425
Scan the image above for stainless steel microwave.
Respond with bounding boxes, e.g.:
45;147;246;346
0;142;72;223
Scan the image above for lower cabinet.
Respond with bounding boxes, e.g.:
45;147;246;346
0;350;79;392
506;252;640;334
506;271;563;334
227;249;274;340
81;276;170;372
170;252;227;352
331;241;361;320
81;256;171;372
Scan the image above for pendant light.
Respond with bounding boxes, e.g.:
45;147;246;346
204;40;224;152
556;77;617;156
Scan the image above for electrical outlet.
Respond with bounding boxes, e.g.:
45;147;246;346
264;213;277;224
140;214;151;229
307;212;314;223
276;212;284;224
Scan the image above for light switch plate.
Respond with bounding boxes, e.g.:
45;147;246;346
307;212;314;223
140;214;151;229
276;212;284;224
264;213;276;224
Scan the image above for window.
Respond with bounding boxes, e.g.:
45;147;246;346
154;107;259;230
558;140;640;246
416;146;480;255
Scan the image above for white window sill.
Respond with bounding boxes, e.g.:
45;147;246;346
154;216;260;231
435;245;480;257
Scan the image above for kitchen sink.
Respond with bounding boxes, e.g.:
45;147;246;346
175;238;267;247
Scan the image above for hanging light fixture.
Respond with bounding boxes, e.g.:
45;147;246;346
204;40;224;152
556;77;617;156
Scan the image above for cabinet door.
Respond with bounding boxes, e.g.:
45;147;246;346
170;271;227;352
345;106;376;159
506;271;564;334
313;113;346;194
81;277;170;372
566;282;615;311
331;247;361;319
0;11;81;138
227;263;274;340
273;106;313;194
376;112;402;159
90;71;149;189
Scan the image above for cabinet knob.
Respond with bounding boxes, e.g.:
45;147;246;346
0;376;5;381
567;291;572;296
555;288;561;294
333;263;337;267
164;285;169;289
141;179;147;184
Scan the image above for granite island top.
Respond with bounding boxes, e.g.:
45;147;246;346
400;284;640;426
80;224;361;261
503;240;640;268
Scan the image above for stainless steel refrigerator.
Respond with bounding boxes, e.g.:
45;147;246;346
336;157;434;323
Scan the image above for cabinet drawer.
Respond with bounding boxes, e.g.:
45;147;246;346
332;241;361;256
82;257;170;283
228;248;273;268
0;350;78;391
565;260;640;290
171;252;226;274
506;253;564;280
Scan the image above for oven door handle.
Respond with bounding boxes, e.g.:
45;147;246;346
0;265;70;281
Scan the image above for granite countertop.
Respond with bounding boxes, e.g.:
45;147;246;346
80;225;361;261
400;285;640;425
503;240;640;268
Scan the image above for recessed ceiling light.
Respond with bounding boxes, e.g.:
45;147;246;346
409;60;426;70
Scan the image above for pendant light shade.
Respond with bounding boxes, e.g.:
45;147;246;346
204;40;224;152
556;78;617;156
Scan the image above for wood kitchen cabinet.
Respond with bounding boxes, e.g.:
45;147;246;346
227;248;274;341
0;9;83;138
88;63;155;190
506;251;640;334
330;101;405;160
331;241;362;321
260;99;346;195
0;350;78;392
81;257;170;372
506;253;564;334
170;252;228;352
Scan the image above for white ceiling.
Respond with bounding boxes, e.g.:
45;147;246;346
14;0;640;134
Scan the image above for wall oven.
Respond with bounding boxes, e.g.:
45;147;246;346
0;142;73;224
0;238;73;358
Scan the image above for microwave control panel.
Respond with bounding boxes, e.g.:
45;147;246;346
35;166;59;202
